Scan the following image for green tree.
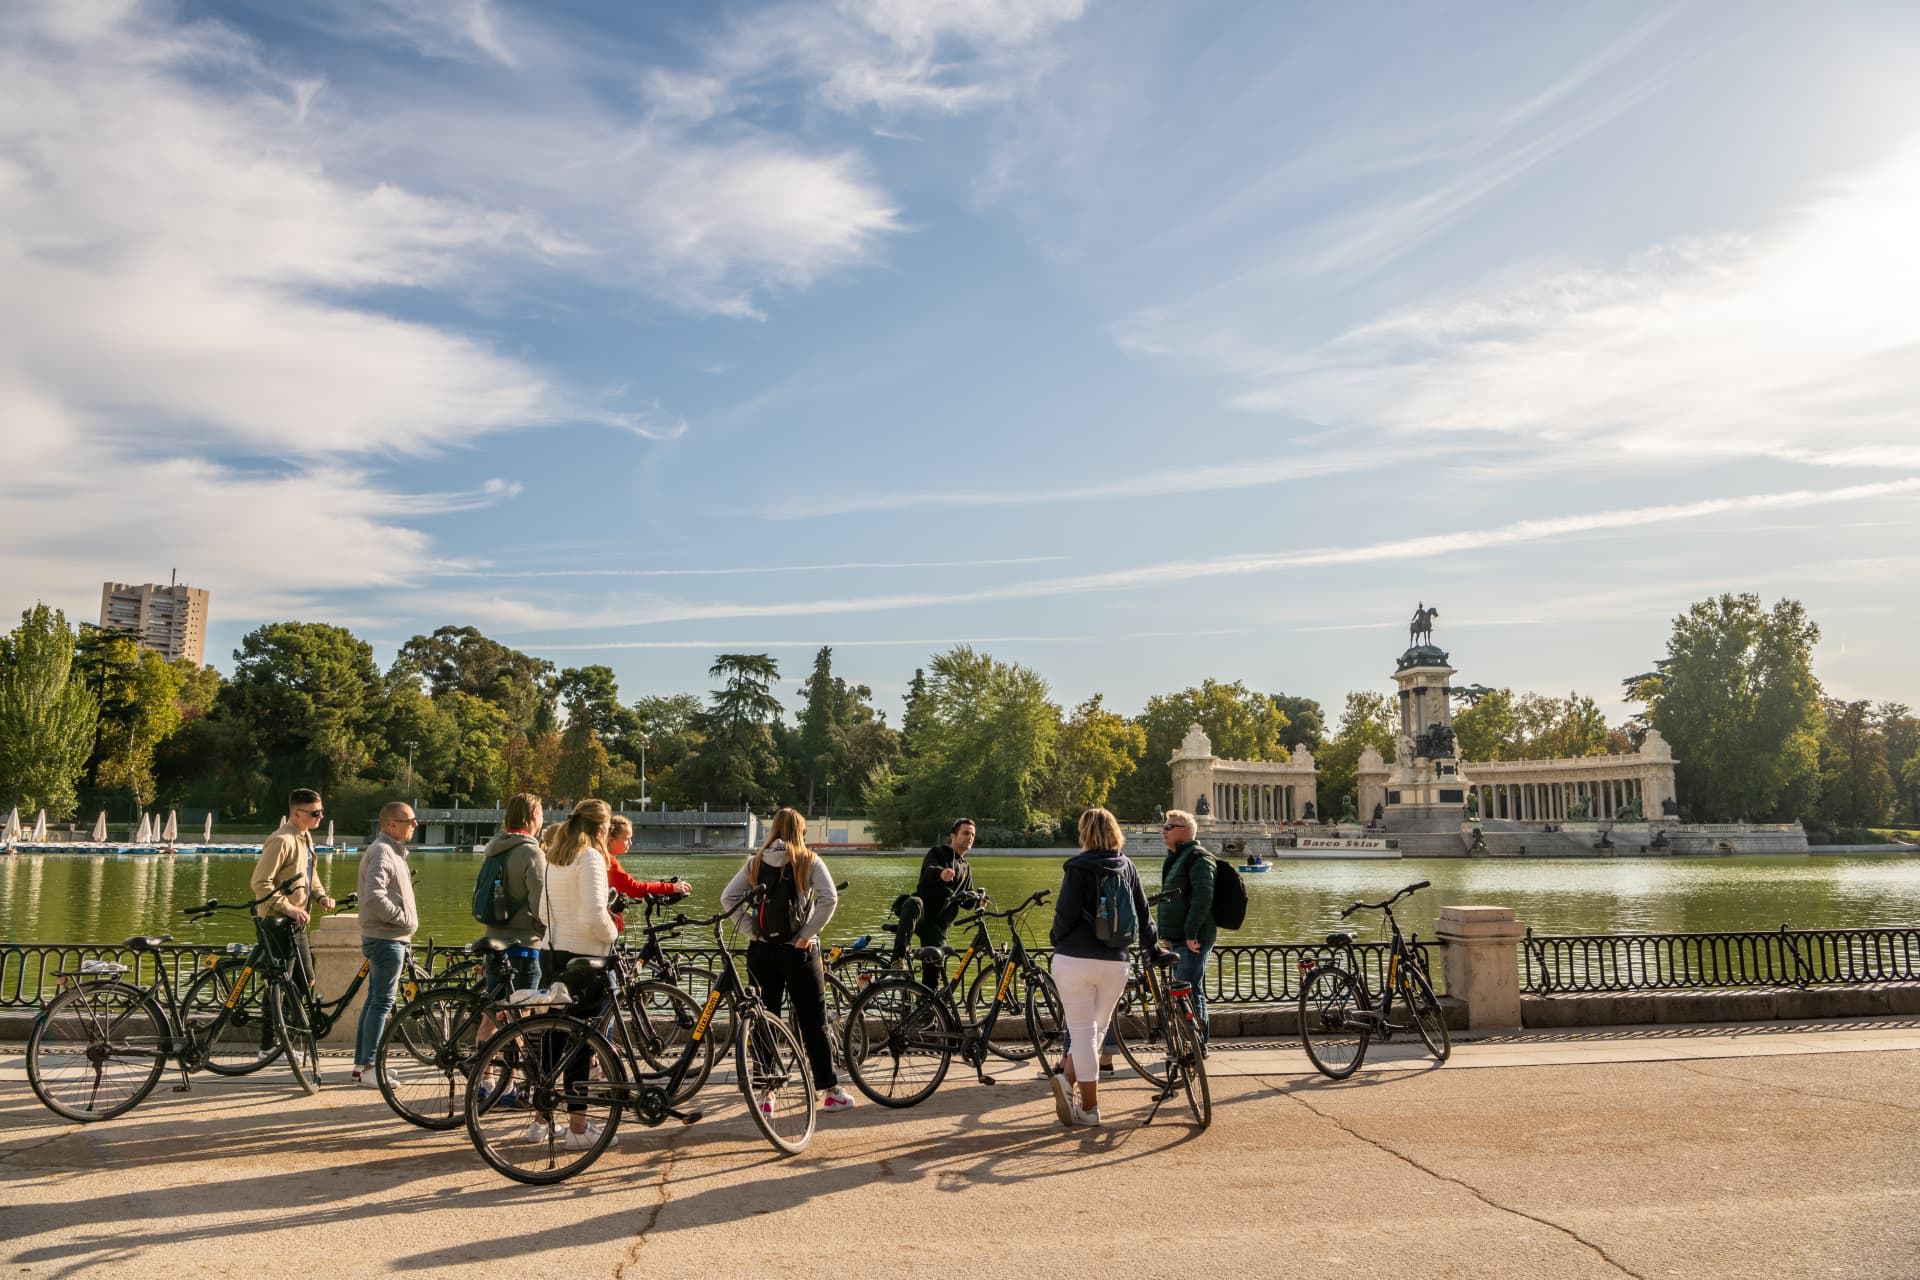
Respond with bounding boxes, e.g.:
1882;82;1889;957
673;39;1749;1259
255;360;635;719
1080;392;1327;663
0;605;98;818
1880;703;1919;825
553;715;610;801
1044;694;1146;816
1515;692;1609;759
632;693;706;810
1271;694;1325;752
1627;594;1823;822
377;682;459;801
1453;688;1519;761
1814;699;1893;831
229;622;383;795
391;625;557;734
1315;691;1396;821
1111;679;1289;820
443;691;513;807
793;647;899;814
92;650;184;809
685;654;786;808
870;647;1060;844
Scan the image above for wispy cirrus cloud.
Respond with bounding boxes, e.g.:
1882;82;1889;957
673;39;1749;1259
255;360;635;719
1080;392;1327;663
472;479;1920;633
442;555;1068;579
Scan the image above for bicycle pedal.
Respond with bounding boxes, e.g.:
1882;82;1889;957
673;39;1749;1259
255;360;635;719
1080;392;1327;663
676;1110;702;1125
171;1084;192;1093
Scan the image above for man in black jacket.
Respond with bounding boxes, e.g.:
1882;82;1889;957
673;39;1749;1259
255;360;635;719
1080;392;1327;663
912;818;976;985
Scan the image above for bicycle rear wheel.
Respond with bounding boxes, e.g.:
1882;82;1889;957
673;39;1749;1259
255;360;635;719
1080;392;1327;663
1400;964;1451;1062
465;1014;623;1185
27;982;169;1122
1168;993;1212;1130
183;959;281;1075
967;962;1051;1061
1023;969;1065;1066
1110;976;1169;1087
271;979;322;1094
378;986;489;1130
737;1009;815;1155
1298;966;1370;1080
826;952;888;1070
844;978;955;1108
624;980;714;1103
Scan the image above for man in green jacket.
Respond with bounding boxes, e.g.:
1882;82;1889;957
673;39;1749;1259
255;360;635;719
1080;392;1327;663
1158;809;1215;1044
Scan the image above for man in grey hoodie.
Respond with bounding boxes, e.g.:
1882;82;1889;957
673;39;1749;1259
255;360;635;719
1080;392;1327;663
480;793;547;997
354;801;420;1082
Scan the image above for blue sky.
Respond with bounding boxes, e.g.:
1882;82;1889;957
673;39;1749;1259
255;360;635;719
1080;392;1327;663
4;0;1919;727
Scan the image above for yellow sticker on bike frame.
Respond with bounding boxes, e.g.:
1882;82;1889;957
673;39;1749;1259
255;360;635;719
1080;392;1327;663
995;962;1017;1004
224;968;252;1008
692;988;723;1041
1389;956;1400;988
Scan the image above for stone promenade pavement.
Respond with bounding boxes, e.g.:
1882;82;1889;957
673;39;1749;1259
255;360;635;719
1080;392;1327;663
4;1018;1918;1280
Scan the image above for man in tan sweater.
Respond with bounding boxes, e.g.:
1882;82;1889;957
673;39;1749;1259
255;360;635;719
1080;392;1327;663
250;788;335;988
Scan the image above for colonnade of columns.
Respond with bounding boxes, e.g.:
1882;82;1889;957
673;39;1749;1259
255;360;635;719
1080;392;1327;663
1211;781;1305;822
1473;776;1646;823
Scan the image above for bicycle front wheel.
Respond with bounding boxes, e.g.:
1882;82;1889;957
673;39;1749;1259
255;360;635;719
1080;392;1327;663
1400;964;1451;1062
378;986;489;1130
465;1014;623;1186
183;959;281;1075
1110;977;1169;1087
1169;993;1213;1130
826;951;889;1071
1298;966;1370;1080
967;962;1051;1061
27;981;169;1122
1023;968;1065;1066
271;980;322;1094
736;1009;815;1155
624;980;714;1103
844;978;954;1108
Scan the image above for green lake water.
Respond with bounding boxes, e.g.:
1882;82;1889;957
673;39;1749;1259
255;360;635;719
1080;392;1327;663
4;849;1919;949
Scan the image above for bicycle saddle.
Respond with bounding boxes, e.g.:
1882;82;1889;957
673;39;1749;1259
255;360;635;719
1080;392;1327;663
1149;948;1180;968
913;945;957;964
124;935;173;952
564;956;610;974
466;937;508;955
1324;931;1357;948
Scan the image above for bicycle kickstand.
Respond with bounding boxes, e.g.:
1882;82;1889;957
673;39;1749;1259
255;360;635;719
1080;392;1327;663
171;1061;194;1093
1139;1079;1177;1127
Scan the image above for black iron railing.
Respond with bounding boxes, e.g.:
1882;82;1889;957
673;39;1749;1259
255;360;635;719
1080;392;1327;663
1523;926;1920;994
0;936;1437;1009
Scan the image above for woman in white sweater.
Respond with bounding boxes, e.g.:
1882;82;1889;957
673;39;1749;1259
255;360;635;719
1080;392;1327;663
535;799;620;1149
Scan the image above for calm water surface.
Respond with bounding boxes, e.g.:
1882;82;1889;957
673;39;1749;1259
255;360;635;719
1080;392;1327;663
4;850;1919;948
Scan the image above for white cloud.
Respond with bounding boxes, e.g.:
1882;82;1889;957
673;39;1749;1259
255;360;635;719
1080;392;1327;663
1224;142;1920;472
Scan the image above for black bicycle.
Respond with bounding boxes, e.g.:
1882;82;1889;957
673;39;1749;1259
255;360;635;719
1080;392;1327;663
1132;943;1212;1130
26;877;319;1120
1297;880;1450;1079
460;888;813;1184
842;889;1064;1108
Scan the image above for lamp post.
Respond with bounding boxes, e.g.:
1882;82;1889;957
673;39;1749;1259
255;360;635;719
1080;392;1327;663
405;740;418;807
824;782;832;838
638;733;650;810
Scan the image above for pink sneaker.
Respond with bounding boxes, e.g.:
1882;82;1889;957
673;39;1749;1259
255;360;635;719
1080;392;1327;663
821;1087;855;1112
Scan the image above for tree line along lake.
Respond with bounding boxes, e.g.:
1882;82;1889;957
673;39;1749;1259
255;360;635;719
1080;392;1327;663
4;850;1919;949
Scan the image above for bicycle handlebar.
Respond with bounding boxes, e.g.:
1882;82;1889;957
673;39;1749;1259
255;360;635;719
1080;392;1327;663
955;888;1050;927
1339;880;1430;918
182;874;306;918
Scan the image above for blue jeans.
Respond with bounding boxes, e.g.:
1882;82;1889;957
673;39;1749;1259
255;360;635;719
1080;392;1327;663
483;946;542;999
354;938;409;1068
1172;942;1211;1043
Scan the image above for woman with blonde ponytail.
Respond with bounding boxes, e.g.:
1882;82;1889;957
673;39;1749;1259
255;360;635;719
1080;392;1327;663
720;807;851;1112
534;799;620;1151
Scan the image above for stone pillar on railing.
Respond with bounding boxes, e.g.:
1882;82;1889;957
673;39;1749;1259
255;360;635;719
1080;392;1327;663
310;913;366;1050
1436;905;1526;1031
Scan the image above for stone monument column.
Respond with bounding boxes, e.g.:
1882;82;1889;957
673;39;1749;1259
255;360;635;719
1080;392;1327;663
1169;723;1218;823
1384;604;1471;853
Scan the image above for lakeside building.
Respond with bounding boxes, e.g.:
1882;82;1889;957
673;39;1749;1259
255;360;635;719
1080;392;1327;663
98;577;209;664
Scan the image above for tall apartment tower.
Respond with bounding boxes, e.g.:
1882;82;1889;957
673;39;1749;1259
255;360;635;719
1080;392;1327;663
98;575;210;665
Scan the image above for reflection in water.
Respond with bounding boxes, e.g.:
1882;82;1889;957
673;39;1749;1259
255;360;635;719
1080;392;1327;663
0;851;1917;946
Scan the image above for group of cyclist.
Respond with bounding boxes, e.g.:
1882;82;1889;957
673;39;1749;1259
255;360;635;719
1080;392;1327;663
250;786;1223;1133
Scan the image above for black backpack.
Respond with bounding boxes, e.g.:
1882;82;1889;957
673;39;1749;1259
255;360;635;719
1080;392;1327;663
1210;854;1247;931
471;845;522;926
753;857;811;943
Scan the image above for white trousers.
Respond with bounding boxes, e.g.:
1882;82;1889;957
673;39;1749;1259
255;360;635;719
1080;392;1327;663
1051;953;1129;1084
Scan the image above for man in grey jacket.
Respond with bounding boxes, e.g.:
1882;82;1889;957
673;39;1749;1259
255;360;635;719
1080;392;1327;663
353;801;420;1082
480;793;547;997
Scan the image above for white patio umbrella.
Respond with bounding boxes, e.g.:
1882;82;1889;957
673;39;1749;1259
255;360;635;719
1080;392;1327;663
92;811;108;843
162;811;178;844
135;812;153;843
202;813;213;844
325;820;335;849
3;807;18;843
31;810;46;842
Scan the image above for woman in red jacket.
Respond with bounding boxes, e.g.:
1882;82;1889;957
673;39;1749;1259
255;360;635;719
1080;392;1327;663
606;814;690;931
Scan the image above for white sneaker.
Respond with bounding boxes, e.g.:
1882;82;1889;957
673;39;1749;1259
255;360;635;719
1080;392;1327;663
755;1091;775;1116
564;1122;614;1152
821;1086;855;1112
1045;1067;1073;1127
519;1118;555;1144
1068;1099;1102;1128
